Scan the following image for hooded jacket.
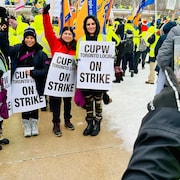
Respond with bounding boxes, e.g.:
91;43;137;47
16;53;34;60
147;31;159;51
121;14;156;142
157;24;180;70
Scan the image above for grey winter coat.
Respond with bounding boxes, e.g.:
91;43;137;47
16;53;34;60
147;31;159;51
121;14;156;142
157;25;180;70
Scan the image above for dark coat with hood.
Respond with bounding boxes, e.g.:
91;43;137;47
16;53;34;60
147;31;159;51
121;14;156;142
9;42;49;96
122;67;180;180
155;21;176;58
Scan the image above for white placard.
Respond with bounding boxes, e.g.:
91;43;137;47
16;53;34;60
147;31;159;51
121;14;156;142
166;0;176;10
11;67;46;113
44;52;76;97
77;41;115;90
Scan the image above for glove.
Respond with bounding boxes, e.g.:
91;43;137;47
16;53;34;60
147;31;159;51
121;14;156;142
43;4;50;14
148;66;180;111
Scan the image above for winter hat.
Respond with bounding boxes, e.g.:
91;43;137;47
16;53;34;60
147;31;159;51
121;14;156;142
147;67;180;111
23;27;37;41
61;26;75;38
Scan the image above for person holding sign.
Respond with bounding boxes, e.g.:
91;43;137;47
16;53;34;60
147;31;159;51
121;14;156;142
10;27;49;137
43;4;77;137
76;15;112;136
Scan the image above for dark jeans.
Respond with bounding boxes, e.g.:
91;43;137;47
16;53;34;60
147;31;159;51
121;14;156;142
51;96;72;123
22;109;38;120
122;53;134;72
134;51;141;73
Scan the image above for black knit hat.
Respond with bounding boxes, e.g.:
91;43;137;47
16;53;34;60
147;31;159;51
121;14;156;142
61;26;75;38
24;27;37;41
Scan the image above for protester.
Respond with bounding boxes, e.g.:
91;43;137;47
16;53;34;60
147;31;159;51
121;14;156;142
9;27;49;137
0;6;9;66
157;23;180;85
0;51;9;150
122;67;180;179
43;4;77;137
145;30;160;84
76;15;111;136
155;21;176;94
0;6;10;150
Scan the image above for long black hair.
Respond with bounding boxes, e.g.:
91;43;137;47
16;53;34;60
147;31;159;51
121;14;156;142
83;15;100;40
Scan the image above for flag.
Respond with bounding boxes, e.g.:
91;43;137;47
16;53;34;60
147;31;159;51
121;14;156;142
144;0;155;7
97;0;108;34
15;0;25;11
74;0;88;40
135;0;155;17
63;0;72;26
88;0;97;16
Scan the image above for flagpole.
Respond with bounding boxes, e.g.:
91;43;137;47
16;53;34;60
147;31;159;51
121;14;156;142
154;0;157;30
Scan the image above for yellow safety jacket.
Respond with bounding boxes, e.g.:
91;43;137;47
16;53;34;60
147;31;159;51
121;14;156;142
149;33;160;58
106;25;120;46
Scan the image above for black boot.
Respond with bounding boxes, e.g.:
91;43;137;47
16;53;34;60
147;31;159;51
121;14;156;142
53;123;62;137
113;77;121;83
83;118;94;136
0;145;2;150
64;119;75;130
91;120;101;136
0;121;9;145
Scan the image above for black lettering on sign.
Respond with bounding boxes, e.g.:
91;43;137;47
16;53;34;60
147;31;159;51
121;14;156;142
22;86;34;95
59;73;70;82
79;73;110;84
90;61;101;71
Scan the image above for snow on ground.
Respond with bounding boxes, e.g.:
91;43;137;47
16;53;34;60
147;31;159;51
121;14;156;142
103;64;156;152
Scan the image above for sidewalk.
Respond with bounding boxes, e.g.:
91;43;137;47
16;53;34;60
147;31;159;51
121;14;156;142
0;103;131;180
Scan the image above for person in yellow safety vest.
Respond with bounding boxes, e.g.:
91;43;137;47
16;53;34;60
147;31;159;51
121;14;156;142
10;0;15;5
133;29;141;74
145;30;160;84
124;20;140;74
30;14;53;59
106;19;120;47
106;19;122;83
8;16;29;46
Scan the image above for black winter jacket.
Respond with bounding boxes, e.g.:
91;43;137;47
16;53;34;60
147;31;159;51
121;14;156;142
9;43;49;96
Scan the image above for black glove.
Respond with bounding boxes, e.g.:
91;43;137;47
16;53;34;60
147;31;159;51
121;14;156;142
148;66;180;111
43;4;50;14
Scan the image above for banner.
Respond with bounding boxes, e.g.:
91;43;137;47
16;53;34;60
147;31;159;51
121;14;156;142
88;0;97;16
11;67;46;113
77;41;115;90
44;52;76;97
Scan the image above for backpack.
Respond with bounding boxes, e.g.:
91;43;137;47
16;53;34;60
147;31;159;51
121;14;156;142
148;33;156;44
139;38;147;52
125;37;134;54
117;38;127;58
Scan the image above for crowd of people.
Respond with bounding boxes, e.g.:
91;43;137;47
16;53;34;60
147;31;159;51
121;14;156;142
1;3;180;179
